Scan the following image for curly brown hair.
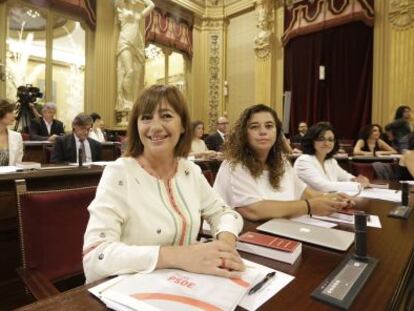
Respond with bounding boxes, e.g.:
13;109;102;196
224;104;287;189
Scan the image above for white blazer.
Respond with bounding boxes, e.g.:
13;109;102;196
8;129;23;165
294;154;359;192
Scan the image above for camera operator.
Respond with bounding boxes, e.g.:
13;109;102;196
29;102;65;141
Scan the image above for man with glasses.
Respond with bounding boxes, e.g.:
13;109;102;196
206;116;229;151
51;113;102;163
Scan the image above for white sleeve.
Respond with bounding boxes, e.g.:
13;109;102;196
194;164;243;237
332;158;355;182
17;133;23;163
83;163;159;283
214;161;263;208
294;155;359;192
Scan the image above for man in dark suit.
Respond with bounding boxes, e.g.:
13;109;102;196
51;113;102;163
29;102;65;141
205;116;229;151
291;121;308;144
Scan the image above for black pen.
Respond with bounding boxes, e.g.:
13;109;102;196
248;271;276;295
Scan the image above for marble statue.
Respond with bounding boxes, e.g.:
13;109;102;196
115;0;155;111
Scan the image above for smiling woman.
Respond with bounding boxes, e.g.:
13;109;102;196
213;104;353;222
83;85;245;283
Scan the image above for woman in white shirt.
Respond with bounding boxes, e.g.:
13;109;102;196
83;85;244;283
190;120;216;158
294;122;369;192
214;104;352;222
0;98;23;166
353;124;397;156
88;112;106;143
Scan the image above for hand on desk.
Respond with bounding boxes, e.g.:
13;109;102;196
158;240;245;278
308;196;350;216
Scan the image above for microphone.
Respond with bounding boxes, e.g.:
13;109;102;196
402;182;409;206
78;147;83;167
354;211;367;260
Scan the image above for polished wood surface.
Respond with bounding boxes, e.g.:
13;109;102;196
14;195;414;310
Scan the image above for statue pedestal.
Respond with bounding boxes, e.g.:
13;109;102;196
115;108;131;127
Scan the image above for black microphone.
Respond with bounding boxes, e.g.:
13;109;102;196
354;211;367;260
78;147;83;167
402;182;409;206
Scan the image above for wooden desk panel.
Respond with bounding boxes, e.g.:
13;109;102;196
14;197;414;310
23;142;122;163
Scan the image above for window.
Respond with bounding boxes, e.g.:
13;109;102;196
5;2;85;130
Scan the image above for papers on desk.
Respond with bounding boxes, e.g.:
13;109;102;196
91;161;114;166
89;260;294;311
239;259;294;311
346;188;401;202
90;267;261;311
313;213;382;228
0;166;18;174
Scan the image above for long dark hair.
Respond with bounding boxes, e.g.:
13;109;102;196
224;104;286;189
394;105;411;120
302;122;339;159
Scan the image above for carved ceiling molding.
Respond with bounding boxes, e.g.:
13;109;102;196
389;0;414;30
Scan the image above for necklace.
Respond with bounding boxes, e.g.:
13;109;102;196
137;156;178;180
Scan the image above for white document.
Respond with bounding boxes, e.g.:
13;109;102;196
239;259;294;311
91;161;114;166
313;213;382;228
345;188;401;202
0;166;18;174
289;215;337;228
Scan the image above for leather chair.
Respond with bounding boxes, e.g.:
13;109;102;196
15;180;96;300
350;162;375;180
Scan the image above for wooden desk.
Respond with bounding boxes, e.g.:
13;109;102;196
15;197;414;310
23;141;122;163
0;166;105;307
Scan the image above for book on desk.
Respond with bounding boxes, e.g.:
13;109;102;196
237;231;302;265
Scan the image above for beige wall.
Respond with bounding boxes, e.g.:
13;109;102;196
372;1;414;126
226;10;256;124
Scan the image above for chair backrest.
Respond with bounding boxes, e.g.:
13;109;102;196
350;162;375;180
16;180;96;282
372;162;397;180
21;132;30;141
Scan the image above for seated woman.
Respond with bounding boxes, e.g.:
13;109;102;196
88;112;106;143
0;98;23;166
398;133;414;180
294;122;369;192
213;104;352;222
353;124;397;156
83;85;244;283
190;120;216;158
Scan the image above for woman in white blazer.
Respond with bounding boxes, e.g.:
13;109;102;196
0;98;23;166
83;85;244;283
294;122;369;192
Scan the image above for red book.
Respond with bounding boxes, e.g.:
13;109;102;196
237;231;301;264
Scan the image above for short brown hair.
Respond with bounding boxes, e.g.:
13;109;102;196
72;113;93;127
125;85;192;158
0;98;15;120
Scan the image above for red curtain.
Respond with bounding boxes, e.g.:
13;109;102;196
284;21;372;139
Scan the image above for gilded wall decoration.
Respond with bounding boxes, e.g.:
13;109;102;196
254;0;273;59
208;33;220;132
389;0;414;30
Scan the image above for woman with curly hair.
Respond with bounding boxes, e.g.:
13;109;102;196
353;124;397;156
295;122;369;192
213;104;352;221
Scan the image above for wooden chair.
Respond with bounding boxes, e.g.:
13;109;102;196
202;169;215;186
15;180;96;300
